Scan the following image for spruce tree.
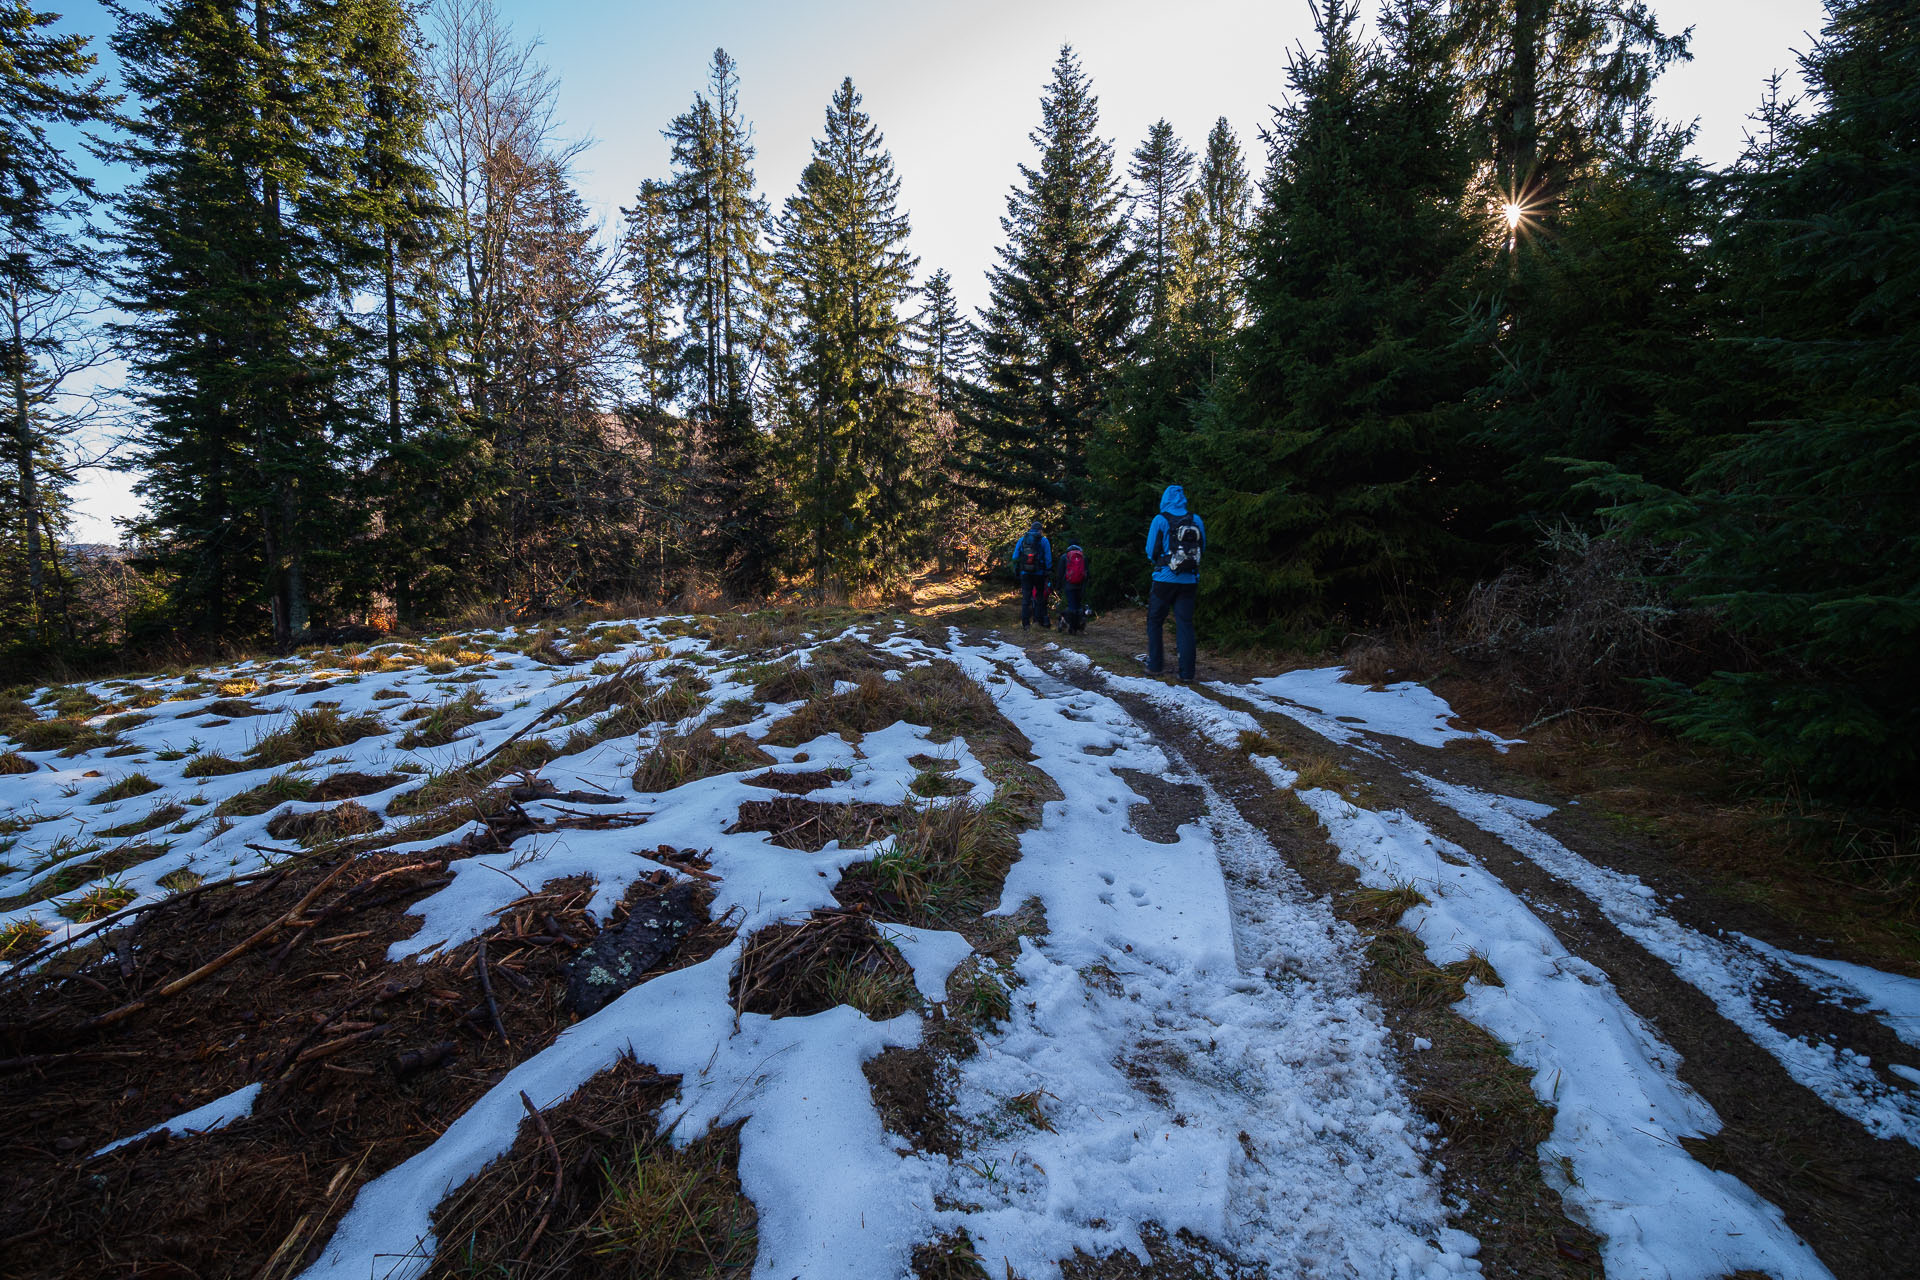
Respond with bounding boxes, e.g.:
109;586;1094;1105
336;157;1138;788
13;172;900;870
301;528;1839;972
771;77;919;595
1128;119;1194;331
342;0;464;623
1173;118;1252;383
0;3;115;649
1452;0;1688;220
115;0;373;643
618;177;691;594
1197;0;1490;641
1457;0;1700;517
910;267;972;416
663;48;776;593
963;45;1137;517
1608;0;1920;809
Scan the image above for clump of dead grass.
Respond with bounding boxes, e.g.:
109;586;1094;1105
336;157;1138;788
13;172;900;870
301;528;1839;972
56;878;137;922
264;801;382;847
387;739;559;818
89;773;162;805
730;910;919;1020
0;918;51;961
1291;752;1365;799
397;691;502;750
761;659;997;750
842;798;1020;926
247;707;387;767
216;772;314;817
1347;882;1431;927
181;751;250;778
0;750;36;775
424;1057;754;1280
99;803;189;839
632;724;774;793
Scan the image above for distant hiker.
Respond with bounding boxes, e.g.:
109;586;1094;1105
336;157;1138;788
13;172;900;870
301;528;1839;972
1060;543;1090;634
1144;484;1205;680
1013;520;1053;630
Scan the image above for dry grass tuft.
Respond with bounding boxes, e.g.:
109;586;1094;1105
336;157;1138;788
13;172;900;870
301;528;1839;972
156;868;203;893
424;1058;753;1280
397;691;501;750
264;801;382;847
0;750;36;775
731;911;919;1020
1348;882;1431;926
216;772;314;817
1236;729;1282;756
0;918;51;961
387;740;559;818
1448;949;1504;989
57;878;137;922
99;803;189;839
181;751;250;778
632;724;773;793
89;774;162;805
1291;753;1364;798
247;707;386;767
840;799;1020;927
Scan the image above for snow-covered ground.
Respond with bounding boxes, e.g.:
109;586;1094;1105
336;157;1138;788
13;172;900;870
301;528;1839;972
7;619;1914;1279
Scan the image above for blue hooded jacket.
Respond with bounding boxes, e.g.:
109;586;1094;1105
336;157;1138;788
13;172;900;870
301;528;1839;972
1012;527;1052;575
1145;485;1205;585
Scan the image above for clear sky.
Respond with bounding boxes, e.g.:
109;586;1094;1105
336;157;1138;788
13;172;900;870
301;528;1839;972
56;0;1830;543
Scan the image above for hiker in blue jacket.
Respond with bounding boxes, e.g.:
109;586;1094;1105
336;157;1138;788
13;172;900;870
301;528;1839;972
1012;520;1053;630
1144;485;1206;680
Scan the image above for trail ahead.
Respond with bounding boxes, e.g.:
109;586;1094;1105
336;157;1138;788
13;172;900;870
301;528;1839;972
1;616;1914;1279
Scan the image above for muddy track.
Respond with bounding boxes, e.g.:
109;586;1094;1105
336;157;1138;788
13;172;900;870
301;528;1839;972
1022;638;1919;1279
1002;640;1598;1279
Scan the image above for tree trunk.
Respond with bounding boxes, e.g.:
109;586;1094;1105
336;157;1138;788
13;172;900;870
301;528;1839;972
6;270;45;636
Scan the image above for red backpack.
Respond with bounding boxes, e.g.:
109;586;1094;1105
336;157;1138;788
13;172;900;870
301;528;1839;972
1063;548;1087;585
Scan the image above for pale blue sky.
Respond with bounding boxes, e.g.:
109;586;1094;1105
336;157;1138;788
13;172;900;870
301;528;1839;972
57;0;1829;542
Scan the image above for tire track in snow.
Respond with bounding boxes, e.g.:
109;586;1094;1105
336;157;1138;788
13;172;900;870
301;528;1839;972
936;637;1479;1279
1076;659;1833;1280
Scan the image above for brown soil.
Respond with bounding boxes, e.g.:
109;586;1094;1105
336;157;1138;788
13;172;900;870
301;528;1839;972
1114;768;1204;845
423;1056;755;1279
866;1044;959;1156
0;857;605;1280
741;767;854;793
308;771;408;802
726;796;904;852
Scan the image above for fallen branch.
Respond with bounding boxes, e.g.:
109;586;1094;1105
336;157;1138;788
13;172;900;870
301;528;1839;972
81;858;358;1033
518;1091;565;1263
294;1024;390;1065
475;940;509;1046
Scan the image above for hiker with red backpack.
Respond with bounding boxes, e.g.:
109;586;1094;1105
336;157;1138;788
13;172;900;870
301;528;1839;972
1144;484;1205;681
1060;543;1090;633
1012;520;1053;630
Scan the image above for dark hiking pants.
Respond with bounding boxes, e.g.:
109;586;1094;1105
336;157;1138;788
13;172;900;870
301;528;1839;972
1020;575;1050;628
1063;585;1085;632
1146;580;1196;679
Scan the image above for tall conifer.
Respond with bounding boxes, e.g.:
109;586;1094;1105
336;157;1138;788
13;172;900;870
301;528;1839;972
0;2;114;648
963;45;1137;516
1606;0;1920;808
772;77;919;594
1128;120;1194;332
1200;0;1489;640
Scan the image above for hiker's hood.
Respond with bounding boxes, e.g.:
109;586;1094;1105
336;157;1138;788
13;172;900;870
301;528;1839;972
1159;485;1189;517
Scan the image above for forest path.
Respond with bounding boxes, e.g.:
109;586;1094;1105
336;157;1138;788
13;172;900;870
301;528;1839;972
997;624;1920;1280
